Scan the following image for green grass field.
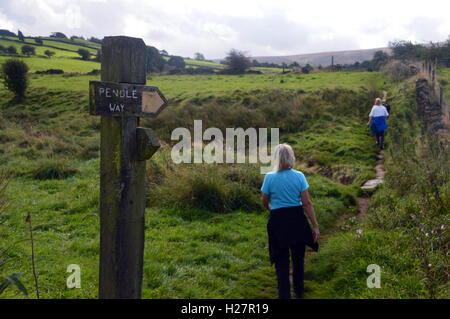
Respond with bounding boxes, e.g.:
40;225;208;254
0;56;100;73
438;67;450;100
0;52;448;299
1;35;285;76
0;68;381;298
22;71;380;97
0;38;81;58
2;36;99;55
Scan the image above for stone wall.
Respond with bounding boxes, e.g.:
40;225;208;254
416;78;448;137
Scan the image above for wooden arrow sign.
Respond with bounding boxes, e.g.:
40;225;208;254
89;80;168;118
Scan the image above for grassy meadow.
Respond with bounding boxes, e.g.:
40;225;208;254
438;67;450;100
0;40;448;299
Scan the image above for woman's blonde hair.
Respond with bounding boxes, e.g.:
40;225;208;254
273;143;295;171
375;98;382;106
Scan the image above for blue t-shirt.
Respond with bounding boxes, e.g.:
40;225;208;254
261;169;309;210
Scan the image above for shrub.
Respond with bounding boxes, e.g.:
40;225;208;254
93;49;101;62
0;59;29;97
77;48;91;60
18;30;25;42
150;158;263;214
194;52;205;61
44;50;55;58
301;64;313;74
34;38;43;45
382;60;417;83
32;161;78;180
223;49;251;74
88;36;102;44
168;56;186;70
87;69;100;75
50;32;67;39
6;46;17;55
0;29;16;37
146;46;165;73
21;45;35;56
35;69;64;75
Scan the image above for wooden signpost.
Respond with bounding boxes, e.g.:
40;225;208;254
89;36;167;299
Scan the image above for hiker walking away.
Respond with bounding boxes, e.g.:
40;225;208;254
261;144;319;299
367;98;389;149
383;102;391;115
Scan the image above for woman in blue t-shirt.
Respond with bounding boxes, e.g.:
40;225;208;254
261;143;319;299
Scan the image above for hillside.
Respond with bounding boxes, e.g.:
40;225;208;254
240;47;391;66
0;35;280;74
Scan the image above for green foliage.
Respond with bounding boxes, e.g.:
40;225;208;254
168;56;186;70
223;49;251;74
389;39;450;66
0;29;16;37
308;77;449;299
93;49;101;62
21;45;35;56
148;158;263;214
32;161;79;180
306;229;424;298
2;48;438;298
194;52;205;61
44;50;55;58
0;169;29;298
0;272;29;297
371;50;389;71
146;46;166;73
301;64;313;74
50;32;67;39
1;59;29;97
18;30;25;42
77;48;91;60
6;46;17;55
372;132;449;298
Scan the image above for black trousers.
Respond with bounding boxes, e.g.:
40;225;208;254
274;243;305;299
376;131;385;149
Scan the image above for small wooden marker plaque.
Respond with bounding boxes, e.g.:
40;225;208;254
89;81;168;118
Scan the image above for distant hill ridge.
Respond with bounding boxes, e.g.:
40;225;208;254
215;47;391;66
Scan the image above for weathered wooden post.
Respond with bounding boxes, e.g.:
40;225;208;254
89;36;167;299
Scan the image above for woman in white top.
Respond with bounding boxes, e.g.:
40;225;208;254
367;98;389;149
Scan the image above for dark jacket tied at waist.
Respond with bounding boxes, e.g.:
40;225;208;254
267;205;319;265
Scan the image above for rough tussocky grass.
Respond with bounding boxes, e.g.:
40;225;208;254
0;62;398;298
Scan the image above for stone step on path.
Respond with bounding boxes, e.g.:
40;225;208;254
361;151;385;190
357;151;385;217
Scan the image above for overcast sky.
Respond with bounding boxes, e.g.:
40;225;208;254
0;0;449;59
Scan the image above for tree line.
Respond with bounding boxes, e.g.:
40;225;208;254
388;38;450;66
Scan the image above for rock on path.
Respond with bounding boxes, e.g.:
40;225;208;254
361;151;385;190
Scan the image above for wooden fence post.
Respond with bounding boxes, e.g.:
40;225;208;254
98;36;148;299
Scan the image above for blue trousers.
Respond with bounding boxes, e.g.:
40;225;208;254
274;243;306;299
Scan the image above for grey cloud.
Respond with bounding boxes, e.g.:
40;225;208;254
0;1;447;59
407;16;446;43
